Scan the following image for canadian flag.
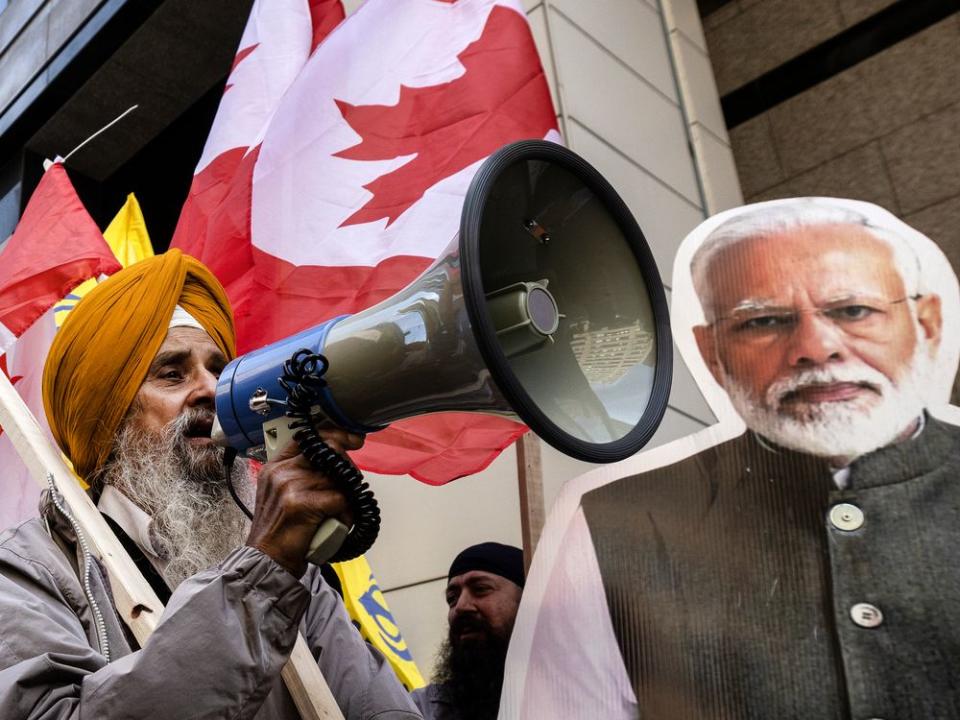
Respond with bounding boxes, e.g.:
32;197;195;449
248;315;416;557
173;0;559;483
0;165;120;530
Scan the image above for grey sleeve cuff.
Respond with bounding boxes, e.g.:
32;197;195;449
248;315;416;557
214;545;311;622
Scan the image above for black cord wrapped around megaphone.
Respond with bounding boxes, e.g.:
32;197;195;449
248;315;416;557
278;348;381;563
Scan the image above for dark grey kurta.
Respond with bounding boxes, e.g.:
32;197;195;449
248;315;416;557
582;416;960;719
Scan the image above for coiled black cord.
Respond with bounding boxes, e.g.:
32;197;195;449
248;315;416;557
278;348;381;563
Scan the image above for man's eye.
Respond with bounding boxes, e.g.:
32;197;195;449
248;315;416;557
737;315;790;331
161;370;183;380
826;305;875;321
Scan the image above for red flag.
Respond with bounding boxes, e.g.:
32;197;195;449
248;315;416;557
173;0;558;483
0;165;121;349
0;165;120;529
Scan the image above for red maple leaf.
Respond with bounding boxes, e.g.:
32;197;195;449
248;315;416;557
0;354;24;439
224;44;259;94
334;5;556;227
308;0;345;53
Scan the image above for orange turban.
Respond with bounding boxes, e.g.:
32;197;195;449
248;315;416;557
42;250;236;481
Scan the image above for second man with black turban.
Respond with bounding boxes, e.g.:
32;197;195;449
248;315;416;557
412;542;525;720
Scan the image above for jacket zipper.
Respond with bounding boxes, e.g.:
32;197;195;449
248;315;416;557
45;473;111;662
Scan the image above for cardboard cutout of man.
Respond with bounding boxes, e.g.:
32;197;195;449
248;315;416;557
500;198;960;720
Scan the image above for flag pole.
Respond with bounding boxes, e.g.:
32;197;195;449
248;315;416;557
63;105;139;163
515;433;545;574
0;370;344;720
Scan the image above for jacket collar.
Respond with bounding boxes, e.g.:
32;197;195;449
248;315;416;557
749;411;954;490
849;412;956;489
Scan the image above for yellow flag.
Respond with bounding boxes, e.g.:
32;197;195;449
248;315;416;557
102;193;153;266
333;555;426;690
55;194;153;327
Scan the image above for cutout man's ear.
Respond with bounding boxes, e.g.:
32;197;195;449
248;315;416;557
693;324;725;387
915;293;942;353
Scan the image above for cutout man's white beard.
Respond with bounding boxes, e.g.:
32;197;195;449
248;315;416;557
101;408;254;590
723;349;930;461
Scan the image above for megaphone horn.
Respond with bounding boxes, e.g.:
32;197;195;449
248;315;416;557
212;140;673;564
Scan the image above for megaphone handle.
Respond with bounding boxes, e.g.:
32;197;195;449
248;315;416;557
263;416;350;565
306;519;350;565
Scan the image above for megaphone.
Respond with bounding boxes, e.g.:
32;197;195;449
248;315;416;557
212;140;672;564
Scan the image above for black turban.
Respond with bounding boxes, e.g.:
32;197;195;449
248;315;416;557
448;542;524;589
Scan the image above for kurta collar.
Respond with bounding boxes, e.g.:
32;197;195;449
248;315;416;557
97;485;168;572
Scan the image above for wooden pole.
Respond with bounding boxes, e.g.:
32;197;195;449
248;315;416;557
0;371;342;720
515;432;545;574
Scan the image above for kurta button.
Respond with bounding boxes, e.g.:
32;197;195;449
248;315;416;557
850;603;883;628
829;503;864;531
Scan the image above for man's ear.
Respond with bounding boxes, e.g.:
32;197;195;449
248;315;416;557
692;324;726;387
916;293;942;353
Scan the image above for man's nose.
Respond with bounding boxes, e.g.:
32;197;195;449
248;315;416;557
188;367;218;407
452;592;477;618
786;312;845;367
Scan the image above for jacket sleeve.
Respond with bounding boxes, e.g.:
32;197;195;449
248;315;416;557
298;565;422;720
0;543;309;720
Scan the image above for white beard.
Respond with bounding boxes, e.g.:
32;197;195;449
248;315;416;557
723;348;931;461
99;408;254;590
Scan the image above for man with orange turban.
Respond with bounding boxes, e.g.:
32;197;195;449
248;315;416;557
0;250;421;719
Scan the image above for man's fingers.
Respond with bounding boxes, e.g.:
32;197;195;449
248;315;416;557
317;428;365;453
291;488;351;522
272;429;363;460
322;437;347;456
273;439;302;462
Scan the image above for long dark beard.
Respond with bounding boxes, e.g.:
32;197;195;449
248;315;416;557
433;625;510;720
97;408;254;590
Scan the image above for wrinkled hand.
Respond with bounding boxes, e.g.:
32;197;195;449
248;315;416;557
246;429;364;578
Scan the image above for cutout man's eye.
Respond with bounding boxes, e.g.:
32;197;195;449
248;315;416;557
826;305;876;321
738;315;791;331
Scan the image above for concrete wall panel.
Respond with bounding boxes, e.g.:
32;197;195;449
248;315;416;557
549;9;700;202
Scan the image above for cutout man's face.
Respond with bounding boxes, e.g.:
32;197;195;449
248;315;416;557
693;223;942;458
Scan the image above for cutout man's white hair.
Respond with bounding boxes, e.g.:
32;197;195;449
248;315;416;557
690;200;922;322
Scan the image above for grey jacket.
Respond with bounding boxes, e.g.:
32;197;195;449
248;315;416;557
410;683;458;720
0;498;421;720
